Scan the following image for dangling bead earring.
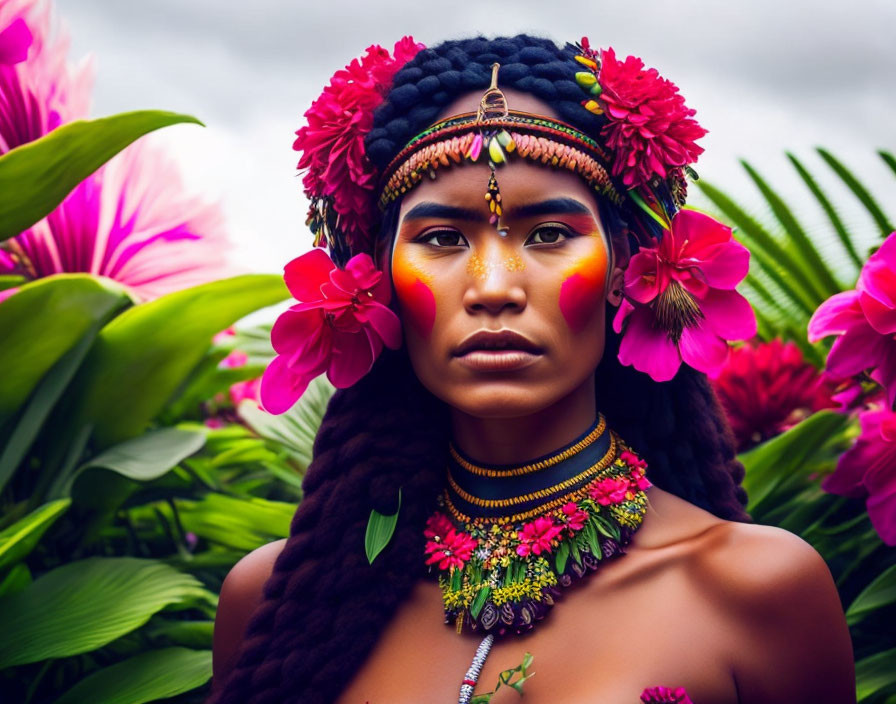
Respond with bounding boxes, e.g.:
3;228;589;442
467;63;515;237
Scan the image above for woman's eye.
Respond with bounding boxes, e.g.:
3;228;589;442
418;230;468;247
526;225;574;245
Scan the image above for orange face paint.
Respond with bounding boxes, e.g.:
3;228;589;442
558;241;608;333
391;252;436;339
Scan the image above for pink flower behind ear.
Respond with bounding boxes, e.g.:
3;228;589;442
613;209;756;381
809;232;896;408
821;407;896;546
260;248;402;414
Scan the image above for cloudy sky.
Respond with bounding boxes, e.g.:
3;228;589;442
58;0;896;277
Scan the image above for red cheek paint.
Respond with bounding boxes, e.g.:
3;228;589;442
392;254;436;339
558;245;608;333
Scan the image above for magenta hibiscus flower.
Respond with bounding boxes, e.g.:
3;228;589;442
809;232;896;409
424;517;478;571
821;407;896;546
260;248;401;414
613;209;756;381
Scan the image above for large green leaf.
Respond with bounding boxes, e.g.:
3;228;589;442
176;494;293;551
0;110;203;241
48;427;207;499
61;274;288;448
237;374;335;470
0;498;70;573
847;563;896;626
53;647;212;704
0;275;130;425
0;557;205;667
738;411;855;517
856;647;896;702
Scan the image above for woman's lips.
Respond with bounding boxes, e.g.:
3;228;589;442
453;349;542;372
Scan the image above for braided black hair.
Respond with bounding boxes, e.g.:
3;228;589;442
208;34;750;704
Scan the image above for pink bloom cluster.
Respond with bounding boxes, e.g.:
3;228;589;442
559;501;589;533
711;338;837;451
293;37;424;253
640;685;694;703
809;232;896;409
424;512;478;571
260;248;401;414
614;209;757;381
589;476;632;506
516;516;564;557
596;45;707;189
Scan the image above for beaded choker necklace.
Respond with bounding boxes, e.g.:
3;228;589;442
424;414;652;636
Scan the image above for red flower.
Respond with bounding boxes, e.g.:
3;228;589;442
711;338;838;451
597;47;707;189
613;209;756;381
821;407;896;546
293;37;424;253
516;516;564;557
260;248;401;414
424;527;478;571
559;502;589;533
620;449;647;470
424;512;455;541
640;685;694;703
589;476;630;506
628;466;652;491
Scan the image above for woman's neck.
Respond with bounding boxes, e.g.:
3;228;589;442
449;374;598;465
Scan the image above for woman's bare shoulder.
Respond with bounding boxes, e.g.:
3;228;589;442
211;539;288;689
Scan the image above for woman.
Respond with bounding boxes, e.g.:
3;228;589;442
208;35;855;703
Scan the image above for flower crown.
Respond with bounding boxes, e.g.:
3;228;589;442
260;36;756;414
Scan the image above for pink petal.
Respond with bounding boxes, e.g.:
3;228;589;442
617;304;682;381
673;210;734;252
0;18;32;65
270;307;326;355
326;328;376;387
259;354;314;414
693;240;751;289
283;247;335;302
354;300;403;349
869;349;896;409
343;252;382;291
679;319;729;377
700;289;757;341
857;233;896;334
859;287;896;336
826;321;890;378
623;250;660;303
807;290;863;342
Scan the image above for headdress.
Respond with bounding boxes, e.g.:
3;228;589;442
259;36;756;414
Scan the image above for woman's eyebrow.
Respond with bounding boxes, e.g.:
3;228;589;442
505;197;593;219
401;202;484;223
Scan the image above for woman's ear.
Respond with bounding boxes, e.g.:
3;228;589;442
607;266;625;307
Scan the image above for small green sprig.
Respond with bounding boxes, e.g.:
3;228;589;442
470;652;534;703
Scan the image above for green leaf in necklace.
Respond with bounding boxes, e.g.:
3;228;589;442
365;488;402;565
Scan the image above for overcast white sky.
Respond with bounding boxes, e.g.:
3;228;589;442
58;0;896;278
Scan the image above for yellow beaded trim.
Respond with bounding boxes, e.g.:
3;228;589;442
449;414;607;477
443;434;625;525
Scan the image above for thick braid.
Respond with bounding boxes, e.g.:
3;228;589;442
208;348;449;704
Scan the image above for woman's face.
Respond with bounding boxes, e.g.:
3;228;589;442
390;154;624;419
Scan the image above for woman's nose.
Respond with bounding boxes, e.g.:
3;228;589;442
462;242;527;315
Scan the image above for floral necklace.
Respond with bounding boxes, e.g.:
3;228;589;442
423;413;652;637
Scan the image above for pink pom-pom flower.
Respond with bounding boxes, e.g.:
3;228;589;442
293;37;424;254
613;209;757;382
259;248;402;414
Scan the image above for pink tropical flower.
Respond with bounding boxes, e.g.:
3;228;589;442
711;338;838;451
821;407;896;546
424;524;478;571
589;476;631;506
640;685;694;703
809;232;896;409
596;46;707;189
0;2;238;304
294;36;424;253
628;465;652;491
620;449;647;470
424;512;455;541
559;502;589;533
516;516;564;557
229;377;261;409
260;248;401;414
613;209;756;382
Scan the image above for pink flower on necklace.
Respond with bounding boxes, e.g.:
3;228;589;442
560;502;589;533
821;407;896;546
259;248;401;414
516;516;564;557
640;685;694;703
424;517;478;571
613;209;756;382
597;46;707;190
589;476;630;506
809;232;896;409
